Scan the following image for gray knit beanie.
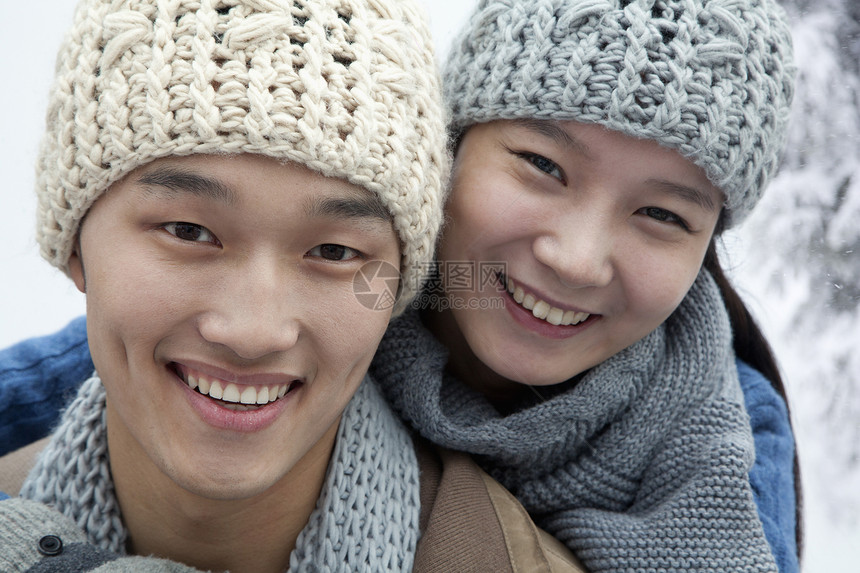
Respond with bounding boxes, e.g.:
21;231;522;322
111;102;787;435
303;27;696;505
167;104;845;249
36;0;447;315
444;0;796;227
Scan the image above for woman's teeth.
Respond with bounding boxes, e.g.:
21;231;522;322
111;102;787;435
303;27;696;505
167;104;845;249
505;276;590;326
184;373;293;410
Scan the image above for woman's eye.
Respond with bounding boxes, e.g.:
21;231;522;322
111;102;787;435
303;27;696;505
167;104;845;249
163;222;219;244
638;207;689;230
308;243;362;261
519;152;565;182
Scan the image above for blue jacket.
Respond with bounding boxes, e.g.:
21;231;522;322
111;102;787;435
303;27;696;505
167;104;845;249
738;359;799;572
0;317;93;456
0;316;799;571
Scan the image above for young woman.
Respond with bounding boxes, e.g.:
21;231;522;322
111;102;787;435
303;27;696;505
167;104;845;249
369;0;801;571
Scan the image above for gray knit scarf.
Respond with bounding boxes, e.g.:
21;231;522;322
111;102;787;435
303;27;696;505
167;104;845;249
371;269;778;572
20;374;420;572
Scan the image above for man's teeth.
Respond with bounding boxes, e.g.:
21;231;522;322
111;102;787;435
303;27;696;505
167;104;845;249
186;374;291;406
505;276;590;326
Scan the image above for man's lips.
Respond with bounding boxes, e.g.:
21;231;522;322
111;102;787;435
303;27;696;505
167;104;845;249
171;362;303;411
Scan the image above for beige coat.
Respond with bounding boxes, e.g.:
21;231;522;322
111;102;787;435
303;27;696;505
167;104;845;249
1;437;585;572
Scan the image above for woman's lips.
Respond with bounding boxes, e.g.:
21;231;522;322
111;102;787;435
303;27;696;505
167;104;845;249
502;273;592;325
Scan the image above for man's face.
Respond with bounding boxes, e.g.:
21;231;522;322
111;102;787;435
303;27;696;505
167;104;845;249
69;154;400;501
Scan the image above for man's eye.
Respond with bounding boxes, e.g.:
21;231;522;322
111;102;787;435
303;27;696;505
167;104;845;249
638;207;690;230
163;222;219;244
307;243;362;261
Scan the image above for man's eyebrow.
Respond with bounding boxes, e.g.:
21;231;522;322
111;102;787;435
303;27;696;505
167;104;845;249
136;168;237;205
304;193;392;225
512;118;591;157
646;178;720;212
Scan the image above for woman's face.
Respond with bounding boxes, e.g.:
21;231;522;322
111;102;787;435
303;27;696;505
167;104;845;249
436;120;723;390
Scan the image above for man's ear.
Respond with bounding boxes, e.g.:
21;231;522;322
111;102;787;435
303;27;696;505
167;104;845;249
68;242;86;293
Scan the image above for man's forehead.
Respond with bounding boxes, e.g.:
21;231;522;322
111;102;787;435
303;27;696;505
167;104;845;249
131;159;392;227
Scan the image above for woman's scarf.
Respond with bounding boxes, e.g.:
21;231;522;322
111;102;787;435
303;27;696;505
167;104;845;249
371;269;778;572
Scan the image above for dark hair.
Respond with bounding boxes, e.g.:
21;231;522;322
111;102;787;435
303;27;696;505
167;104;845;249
705;239;804;561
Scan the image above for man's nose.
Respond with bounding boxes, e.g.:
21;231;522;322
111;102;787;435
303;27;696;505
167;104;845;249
197;257;300;361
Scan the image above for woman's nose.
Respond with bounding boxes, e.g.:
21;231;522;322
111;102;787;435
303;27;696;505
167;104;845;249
532;214;614;289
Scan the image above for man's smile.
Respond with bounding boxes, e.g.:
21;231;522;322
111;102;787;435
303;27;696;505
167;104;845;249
172;362;303;412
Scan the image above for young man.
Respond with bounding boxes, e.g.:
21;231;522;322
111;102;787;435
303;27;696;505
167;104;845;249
2;0;447;570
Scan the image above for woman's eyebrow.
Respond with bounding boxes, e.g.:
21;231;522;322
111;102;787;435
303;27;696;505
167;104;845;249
136;168;237;205
512;118;591;157
646;178;720;212
509;120;720;212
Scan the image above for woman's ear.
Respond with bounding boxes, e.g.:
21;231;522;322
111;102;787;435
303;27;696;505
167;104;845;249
68;240;86;293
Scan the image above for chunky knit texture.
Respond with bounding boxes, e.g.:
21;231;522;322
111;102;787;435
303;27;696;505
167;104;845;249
371;270;779;572
36;0;447;314
444;0;796;227
20;373;420;572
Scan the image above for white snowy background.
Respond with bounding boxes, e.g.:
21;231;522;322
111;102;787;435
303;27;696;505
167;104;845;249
0;1;857;570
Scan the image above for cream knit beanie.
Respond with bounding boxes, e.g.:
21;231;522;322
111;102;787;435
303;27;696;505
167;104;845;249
36;0;447;314
444;0;796;227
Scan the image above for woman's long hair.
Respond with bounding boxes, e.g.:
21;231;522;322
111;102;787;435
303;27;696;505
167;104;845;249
705;239;804;560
